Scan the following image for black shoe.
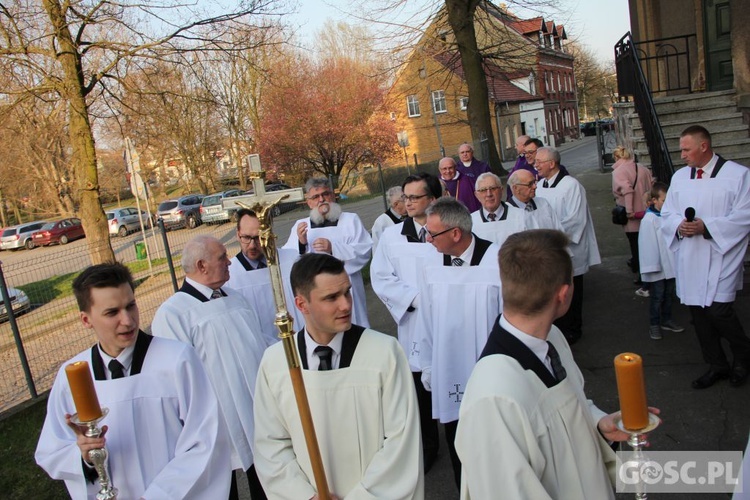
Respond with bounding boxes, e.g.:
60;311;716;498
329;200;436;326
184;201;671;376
691;369;730;389
730;364;749;387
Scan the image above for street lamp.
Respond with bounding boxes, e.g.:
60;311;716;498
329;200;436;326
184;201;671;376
397;131;411;175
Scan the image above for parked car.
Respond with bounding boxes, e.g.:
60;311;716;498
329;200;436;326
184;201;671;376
107;207;153;237
156;194;204;230
0;221;48;250
266;183;301;216
199;189;243;225
32;218;85;246
580;119;614;137
0;286;30;322
580;121;597;136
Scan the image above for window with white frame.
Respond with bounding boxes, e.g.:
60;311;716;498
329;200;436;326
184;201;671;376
407;95;421;117
459;96;469;111
432;90;447;113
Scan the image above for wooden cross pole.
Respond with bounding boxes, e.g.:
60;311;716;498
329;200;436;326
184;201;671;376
222;155;331;499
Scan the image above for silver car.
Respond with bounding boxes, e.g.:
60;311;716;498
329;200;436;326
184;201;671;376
107;207;153;237
0;221;48;250
157;194;204;230
0;286;31;322
199;189;243;224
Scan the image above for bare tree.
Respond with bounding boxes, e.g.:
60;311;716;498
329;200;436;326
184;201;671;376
194;26;289;190
0;0;287;263
568;42;616;121
336;0;563;174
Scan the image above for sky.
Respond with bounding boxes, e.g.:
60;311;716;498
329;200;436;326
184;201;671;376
289;0;632;64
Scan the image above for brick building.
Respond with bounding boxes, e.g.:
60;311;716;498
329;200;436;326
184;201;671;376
385;3;578;167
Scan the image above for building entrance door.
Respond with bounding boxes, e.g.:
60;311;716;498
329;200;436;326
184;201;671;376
703;0;733;91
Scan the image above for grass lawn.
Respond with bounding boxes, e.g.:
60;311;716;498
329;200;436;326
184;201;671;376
17;258;169;307
0;397;68;498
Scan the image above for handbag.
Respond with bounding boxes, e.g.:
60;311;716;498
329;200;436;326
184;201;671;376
612;161;638;225
612;205;628;225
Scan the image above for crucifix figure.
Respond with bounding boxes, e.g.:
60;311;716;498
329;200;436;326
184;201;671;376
221;154;331;499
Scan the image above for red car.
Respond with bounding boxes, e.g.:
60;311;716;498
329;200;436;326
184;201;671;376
32;218;86;246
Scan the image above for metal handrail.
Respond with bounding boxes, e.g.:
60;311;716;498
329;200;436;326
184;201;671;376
615;32;674;183
634;34;696;94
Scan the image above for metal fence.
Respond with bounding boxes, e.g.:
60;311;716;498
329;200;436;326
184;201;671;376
0;217;260;414
0;171;409;415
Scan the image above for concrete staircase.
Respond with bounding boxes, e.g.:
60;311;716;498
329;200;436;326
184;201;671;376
615;90;750;169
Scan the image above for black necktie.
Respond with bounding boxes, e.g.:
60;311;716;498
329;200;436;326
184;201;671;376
255;260;267;270
109;359;125;379
543;179;549;188
525;203;535;212
487;212;497;221
315;346;333;371
418;227;426;243
452;257;464;267
546;342;567;381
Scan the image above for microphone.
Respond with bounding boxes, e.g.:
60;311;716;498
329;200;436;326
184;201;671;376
685;207;695;222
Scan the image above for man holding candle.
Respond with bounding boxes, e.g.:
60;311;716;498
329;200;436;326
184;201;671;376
152;234;271;500
661;125;750;389
35;262;230;499
455;230;634;499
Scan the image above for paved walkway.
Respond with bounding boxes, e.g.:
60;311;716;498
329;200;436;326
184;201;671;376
361;138;750;500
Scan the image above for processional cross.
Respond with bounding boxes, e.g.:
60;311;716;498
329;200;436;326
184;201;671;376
222;155;331;499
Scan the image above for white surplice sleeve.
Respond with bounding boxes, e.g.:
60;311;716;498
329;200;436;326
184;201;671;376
35;363;91;499
253;361;318;500
457;395;554;500
370;228;419;323
141;346;231;499
283;218;308;253
327;213;372;276
345;340;424;499
638;214;664;280
559;180;588;245
702;163;750;255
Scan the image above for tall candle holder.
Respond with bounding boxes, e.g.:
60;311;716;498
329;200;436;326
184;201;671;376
615;412;660;500
71;408;118;500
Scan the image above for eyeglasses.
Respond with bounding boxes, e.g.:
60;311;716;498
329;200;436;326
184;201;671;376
523;150;538;157
427;226;456;239
401;194;430;202
238;234;261;244
516;180;538;188
307;191;334;201
475;186;501;194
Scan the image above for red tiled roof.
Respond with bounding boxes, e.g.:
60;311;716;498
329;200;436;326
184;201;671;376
545;21;556;35
434;52;541;104
509;16;546;35
556;25;567;39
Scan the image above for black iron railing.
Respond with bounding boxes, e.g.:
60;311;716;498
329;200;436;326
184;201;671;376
615;32;674;183
634;34;697;95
